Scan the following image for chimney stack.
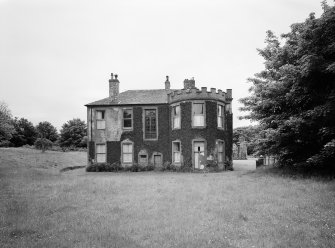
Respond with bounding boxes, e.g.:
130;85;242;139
109;73;119;102
165;75;170;90
183;77;196;89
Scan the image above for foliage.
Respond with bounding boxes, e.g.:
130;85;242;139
10;117;38;147
233;125;262;155
36;121;59;142
86;162;155;172
239;4;335;169
224;161;234;171
59;118;87;148
0;101;15;146
34;138;53;152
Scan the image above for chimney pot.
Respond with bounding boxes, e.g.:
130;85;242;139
165;75;170;90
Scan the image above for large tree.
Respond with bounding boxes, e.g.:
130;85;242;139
10;118;38;147
0;101;15;146
36;121;59;142
239;4;335;169
59;118;87;148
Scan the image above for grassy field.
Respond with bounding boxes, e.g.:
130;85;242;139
1;148;335;248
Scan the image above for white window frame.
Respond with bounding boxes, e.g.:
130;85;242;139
96;110;106;130
122;108;133;130
172;105;181;129
96;143;106;163
217;103;224;129
192;101;206;128
172;140;181;164
138;150;148;165
121;140;134;165
143;107;158;140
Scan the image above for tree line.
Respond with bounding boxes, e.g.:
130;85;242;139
0;101;87;151
239;2;335;171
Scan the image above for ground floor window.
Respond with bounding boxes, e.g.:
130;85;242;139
172;141;181;163
217;140;225;163
96;143;106;163
138;150;148;165
122;142;133;163
153;154;162;166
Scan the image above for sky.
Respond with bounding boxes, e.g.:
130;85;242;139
0;0;324;131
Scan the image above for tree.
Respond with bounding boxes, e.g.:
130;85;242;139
233;125;262;155
59;118;87;148
0;101;15;146
36;121;59;142
239;4;335;169
10;118;38;147
34;138;53;152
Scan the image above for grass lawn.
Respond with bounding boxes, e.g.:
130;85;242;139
1;148;335;248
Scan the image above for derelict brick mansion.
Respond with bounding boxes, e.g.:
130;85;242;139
85;74;233;170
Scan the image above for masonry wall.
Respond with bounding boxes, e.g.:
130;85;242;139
170;100;232;166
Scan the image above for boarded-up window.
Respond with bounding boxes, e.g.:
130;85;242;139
193;103;205;127
217;141;225;163
96;110;105;130
96;144;106;163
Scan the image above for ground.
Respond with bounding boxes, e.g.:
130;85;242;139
1;148;335;248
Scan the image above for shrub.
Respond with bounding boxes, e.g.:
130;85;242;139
206;160;220;172
179;158;193;172
34;138;53;152
224;160;234;171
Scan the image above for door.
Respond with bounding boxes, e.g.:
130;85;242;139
194;141;205;169
154;154;162;166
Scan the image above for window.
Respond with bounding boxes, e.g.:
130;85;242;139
193;102;205;127
138;150;148;165
172;141;181;163
123;108;133;129
96;110;105;130
217;104;224;128
96;144;106;163
172;105;180;129
144;109;157;139
217;140;225;163
122;142;133;163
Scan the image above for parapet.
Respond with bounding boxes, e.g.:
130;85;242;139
167;87;232;104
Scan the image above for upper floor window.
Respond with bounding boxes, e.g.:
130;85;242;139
96;110;105;130
172;105;181;129
96;143;106;163
144;109;157;139
217;104;224;128
193;102;205;127
123;108;133;129
122;142;133;164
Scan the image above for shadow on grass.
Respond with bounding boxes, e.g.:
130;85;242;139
60;166;86;172
255;165;335;181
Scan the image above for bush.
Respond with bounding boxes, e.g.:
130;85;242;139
224;160;234;171
179;158;193;172
205;160;220;172
34;138;53;152
86;162;155;172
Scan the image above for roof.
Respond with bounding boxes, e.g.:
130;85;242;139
85;89;173;106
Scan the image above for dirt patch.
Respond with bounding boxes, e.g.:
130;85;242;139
60;166;85;172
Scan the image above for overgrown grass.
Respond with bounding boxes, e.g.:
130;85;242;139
1;148;335;248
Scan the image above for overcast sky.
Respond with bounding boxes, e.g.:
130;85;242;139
0;0;324;131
